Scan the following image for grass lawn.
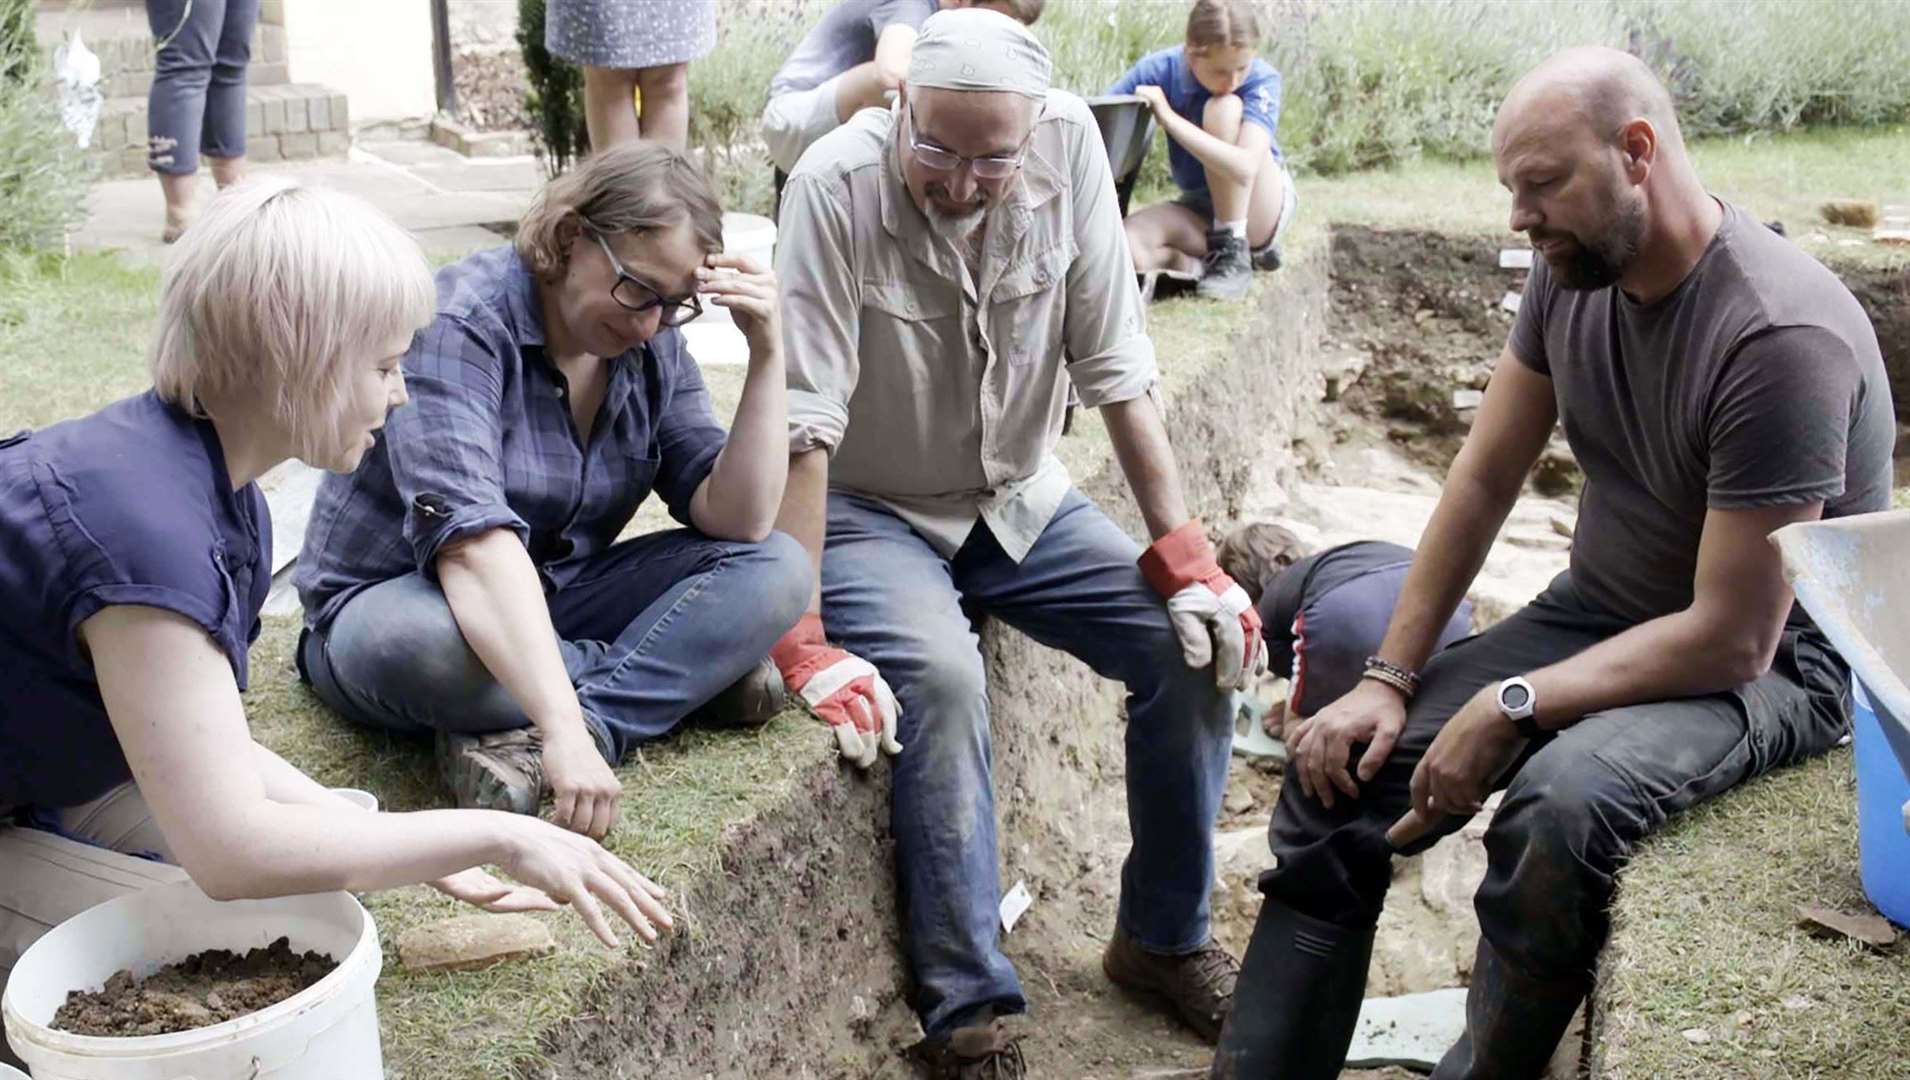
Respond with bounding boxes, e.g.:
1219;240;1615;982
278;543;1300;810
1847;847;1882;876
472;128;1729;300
1599;746;1910;1079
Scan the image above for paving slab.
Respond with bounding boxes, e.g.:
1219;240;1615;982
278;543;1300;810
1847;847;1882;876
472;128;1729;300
1348;987;1469;1071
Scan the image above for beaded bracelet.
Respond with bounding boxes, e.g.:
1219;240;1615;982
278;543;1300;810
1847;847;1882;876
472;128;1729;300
1363;655;1421;692
1360;667;1417;699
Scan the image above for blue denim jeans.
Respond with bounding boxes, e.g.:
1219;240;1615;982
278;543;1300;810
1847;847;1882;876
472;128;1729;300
820;489;1234;1036
145;0;258;175
301;529;811;763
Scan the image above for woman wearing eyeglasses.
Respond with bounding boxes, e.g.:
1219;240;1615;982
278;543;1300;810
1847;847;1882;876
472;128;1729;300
294;142;809;838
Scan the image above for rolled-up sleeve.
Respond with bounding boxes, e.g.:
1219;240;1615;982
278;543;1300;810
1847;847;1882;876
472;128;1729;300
384;315;529;576
1061;102;1158;409
778;171;862;455
654;334;728;524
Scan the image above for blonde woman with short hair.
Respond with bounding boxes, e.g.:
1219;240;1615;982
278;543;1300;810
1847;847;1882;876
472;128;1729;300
296;142;808;837
0;179;674;997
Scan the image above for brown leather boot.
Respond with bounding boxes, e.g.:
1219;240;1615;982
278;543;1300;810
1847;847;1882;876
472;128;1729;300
1103;926;1240;1043
912;1015;1027;1079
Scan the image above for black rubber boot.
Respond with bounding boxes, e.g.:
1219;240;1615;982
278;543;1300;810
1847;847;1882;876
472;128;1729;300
1210;899;1375;1079
1429;936;1589;1080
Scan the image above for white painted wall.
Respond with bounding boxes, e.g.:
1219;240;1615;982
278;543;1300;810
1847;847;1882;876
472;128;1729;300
281;0;436;123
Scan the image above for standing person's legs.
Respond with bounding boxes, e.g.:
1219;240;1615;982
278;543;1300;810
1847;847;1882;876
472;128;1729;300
954;491;1238;1040
1431;629;1851;1080
581;65;643;149
1217;575;1621;1079
817;493;1026;1039
201;0;257;189
634;62;691;150
145;0;224;239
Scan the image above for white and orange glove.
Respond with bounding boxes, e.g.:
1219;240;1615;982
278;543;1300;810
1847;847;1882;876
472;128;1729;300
770;612;902;769
1140;519;1267;691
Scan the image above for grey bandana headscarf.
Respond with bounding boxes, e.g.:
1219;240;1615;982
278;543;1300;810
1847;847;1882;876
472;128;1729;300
905;7;1052;100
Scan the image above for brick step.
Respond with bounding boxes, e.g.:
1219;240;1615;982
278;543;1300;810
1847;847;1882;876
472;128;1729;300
92;82;350;178
35;9;290;98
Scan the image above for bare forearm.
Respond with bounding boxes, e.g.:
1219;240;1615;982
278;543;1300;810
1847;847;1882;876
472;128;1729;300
1377;471;1515;670
437;531;585;735
1526;610;1771;730
1154;108;1257;187
192;804;515;900
774;448;830;611
695;355;788;541
1103;394;1190;540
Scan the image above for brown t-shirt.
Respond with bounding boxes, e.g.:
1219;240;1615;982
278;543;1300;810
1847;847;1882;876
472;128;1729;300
1509;200;1893;626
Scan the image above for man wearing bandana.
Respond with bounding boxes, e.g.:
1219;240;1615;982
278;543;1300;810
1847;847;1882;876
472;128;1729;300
768;9;1264;1075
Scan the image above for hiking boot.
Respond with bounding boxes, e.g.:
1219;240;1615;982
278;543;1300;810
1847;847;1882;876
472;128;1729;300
1102;926;1239;1043
686;656;787;730
912;1015;1027;1079
1196;229;1254;301
436;727;546;816
1252;240;1284;272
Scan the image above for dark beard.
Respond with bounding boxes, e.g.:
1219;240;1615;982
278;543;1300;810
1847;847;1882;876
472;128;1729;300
1537;196;1646;291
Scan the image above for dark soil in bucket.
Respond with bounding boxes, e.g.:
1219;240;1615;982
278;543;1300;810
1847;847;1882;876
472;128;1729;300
51;937;337;1037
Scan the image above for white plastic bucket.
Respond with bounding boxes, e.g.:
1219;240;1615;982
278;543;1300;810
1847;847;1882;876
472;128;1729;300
1;1064;28;1079
2;881;383;1079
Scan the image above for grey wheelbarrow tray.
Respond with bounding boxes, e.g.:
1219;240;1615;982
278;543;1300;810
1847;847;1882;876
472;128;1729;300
1772;510;1910;829
1084;94;1156;218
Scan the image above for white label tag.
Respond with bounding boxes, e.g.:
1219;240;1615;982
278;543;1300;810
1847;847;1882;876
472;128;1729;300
999;879;1034;934
1499;247;1534;269
1500;291;1523;314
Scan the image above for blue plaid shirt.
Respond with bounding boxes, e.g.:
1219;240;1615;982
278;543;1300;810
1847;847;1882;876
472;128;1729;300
296;246;727;631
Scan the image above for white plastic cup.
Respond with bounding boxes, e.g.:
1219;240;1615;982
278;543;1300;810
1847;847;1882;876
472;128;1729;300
2;881;384;1079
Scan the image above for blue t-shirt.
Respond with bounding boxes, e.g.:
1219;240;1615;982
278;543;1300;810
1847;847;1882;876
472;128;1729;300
1108;45;1284;197
297;247;729;631
0;392;271;808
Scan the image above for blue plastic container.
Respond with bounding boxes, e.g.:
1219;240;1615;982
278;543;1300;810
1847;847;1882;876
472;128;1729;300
1851;678;1910;927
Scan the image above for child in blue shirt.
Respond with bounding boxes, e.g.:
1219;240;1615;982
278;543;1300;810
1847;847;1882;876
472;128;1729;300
1109;0;1295;301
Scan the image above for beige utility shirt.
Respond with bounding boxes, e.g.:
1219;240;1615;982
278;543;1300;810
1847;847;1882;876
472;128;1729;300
778;90;1159;562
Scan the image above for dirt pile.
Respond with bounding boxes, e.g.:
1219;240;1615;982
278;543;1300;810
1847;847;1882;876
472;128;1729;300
52;937;336;1037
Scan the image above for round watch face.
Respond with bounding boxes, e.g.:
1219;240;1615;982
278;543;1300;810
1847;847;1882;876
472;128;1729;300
1501;683;1532;710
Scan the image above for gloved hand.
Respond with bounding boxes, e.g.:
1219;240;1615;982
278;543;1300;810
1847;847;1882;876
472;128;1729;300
1139;519;1266;690
769;612;902;769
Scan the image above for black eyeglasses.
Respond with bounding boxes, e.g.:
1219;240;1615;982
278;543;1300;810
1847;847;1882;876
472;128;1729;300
588;228;702;327
904;105;1032;181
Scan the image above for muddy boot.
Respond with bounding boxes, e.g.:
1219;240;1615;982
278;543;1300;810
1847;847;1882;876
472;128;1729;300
1429;937;1587;1080
912;1014;1027;1079
686;656;786;729
436;728;546;815
1196;229;1253;301
1103;927;1239;1043
1211;899;1374;1079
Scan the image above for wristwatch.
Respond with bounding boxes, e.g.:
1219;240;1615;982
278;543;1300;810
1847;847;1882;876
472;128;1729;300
1496;676;1543;738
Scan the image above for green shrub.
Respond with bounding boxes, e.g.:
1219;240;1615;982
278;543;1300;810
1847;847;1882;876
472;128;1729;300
0;0;89;251
517;0;587;177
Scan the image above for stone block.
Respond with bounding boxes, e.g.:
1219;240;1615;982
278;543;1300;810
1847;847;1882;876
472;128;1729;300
93;112;126;152
249;135;284;163
329;93;349;131
307;94;330;133
245;100;263;139
260;95;286;134
284;95;309;134
260;25;288;64
250;62;291;87
116;146;149;177
317;130;352;157
279;131;319;159
397;914;555;973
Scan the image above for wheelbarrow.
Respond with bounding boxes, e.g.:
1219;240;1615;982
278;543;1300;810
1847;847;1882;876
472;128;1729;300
1772;509;1910;923
1084;94;1156;219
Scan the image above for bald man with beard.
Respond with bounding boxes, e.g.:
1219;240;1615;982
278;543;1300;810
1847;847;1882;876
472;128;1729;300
1212;48;1892;1079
